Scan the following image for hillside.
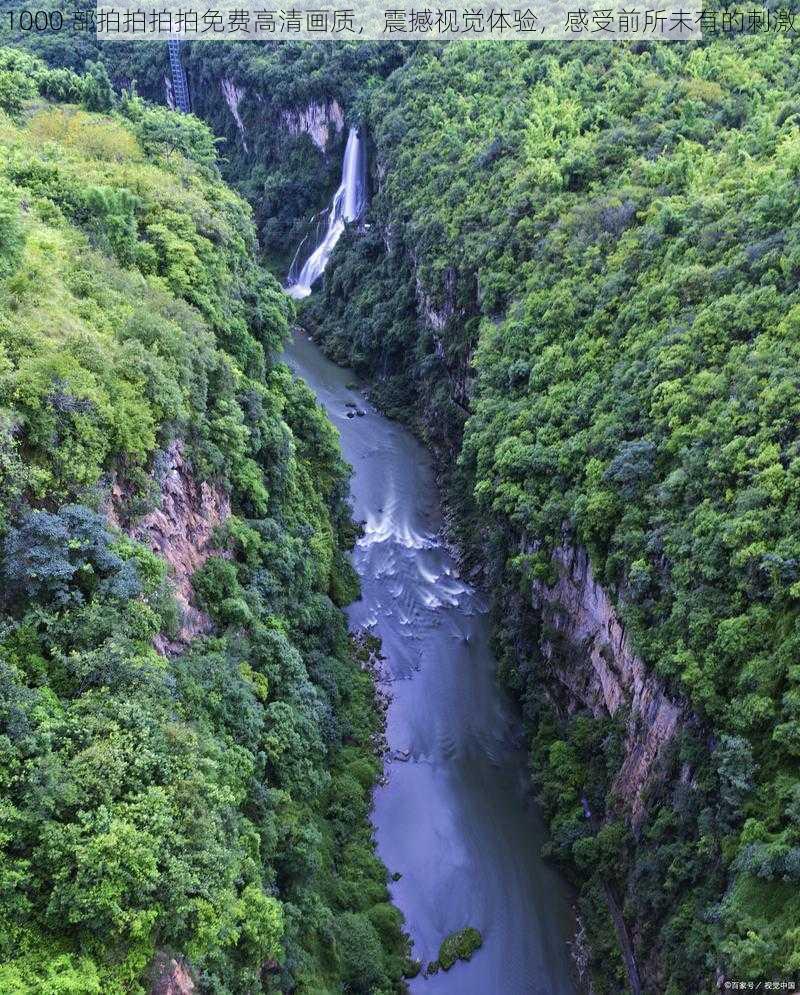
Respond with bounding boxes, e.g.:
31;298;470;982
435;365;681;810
0;49;408;995
304;37;800;993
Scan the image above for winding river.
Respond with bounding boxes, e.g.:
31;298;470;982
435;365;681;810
286;329;577;995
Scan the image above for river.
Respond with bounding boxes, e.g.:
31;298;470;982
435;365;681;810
286;329;577;995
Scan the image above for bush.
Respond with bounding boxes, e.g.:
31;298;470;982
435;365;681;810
3;504;140;608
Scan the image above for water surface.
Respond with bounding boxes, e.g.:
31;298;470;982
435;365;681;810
286;330;576;995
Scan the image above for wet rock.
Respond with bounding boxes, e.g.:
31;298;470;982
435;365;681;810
220;78;248;152
392;748;411;762
346;411;355;419
356;409;366;416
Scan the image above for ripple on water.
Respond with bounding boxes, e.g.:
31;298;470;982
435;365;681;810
358;512;439;551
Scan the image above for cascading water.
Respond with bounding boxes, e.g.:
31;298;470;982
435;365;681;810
286;233;310;286
286;126;367;299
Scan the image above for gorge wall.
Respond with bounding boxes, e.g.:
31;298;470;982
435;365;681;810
108;440;232;649
532;544;684;828
91;39;799;992
300;193;695;993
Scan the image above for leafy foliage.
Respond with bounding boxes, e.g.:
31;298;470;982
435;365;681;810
300;35;800;995
13;23;800;992
0;50;407;994
436;927;482;971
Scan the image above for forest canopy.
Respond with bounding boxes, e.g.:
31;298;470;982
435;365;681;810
5;19;800;994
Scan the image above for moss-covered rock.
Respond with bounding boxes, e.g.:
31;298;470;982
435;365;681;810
437;927;483;971
403;958;422;979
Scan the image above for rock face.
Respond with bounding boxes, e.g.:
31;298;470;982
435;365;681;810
416;270;452;334
531;544;683;826
220;77;248;151
280;99;345;151
149;953;195;995
111;440;231;647
412;262;474;411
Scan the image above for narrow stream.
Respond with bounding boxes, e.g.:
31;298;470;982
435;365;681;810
286;329;577;995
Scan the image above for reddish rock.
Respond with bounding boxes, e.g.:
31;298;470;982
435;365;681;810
108;439;231;649
149;953;195;995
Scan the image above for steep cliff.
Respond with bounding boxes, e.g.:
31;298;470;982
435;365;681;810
109;440;232;648
533;544;684;828
280;98;345;150
219;77;248;150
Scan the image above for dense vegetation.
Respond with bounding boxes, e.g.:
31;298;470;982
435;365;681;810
0;9;409;265
7;20;800;994
431;927;482;973
0;49;408;994
301;36;800;994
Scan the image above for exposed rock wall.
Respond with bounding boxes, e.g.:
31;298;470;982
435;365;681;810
149;953;196;995
412;261;474;410
220;77;248;151
280;99;345;151
531;544;683;826
109;440;230;648
415;268;452;333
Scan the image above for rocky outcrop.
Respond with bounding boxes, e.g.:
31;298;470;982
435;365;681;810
109;440;230;648
532;544;683;826
414;265;475;410
413;252;457;334
220;77;248;151
280;99;344;151
417;275;450;334
149;953;195;995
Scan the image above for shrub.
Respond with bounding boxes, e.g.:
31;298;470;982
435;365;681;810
3;504;140;608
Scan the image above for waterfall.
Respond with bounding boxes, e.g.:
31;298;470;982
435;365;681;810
286;126;367;300
287;233;310;286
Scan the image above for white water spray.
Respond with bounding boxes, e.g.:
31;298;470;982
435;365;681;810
286;126;367;299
